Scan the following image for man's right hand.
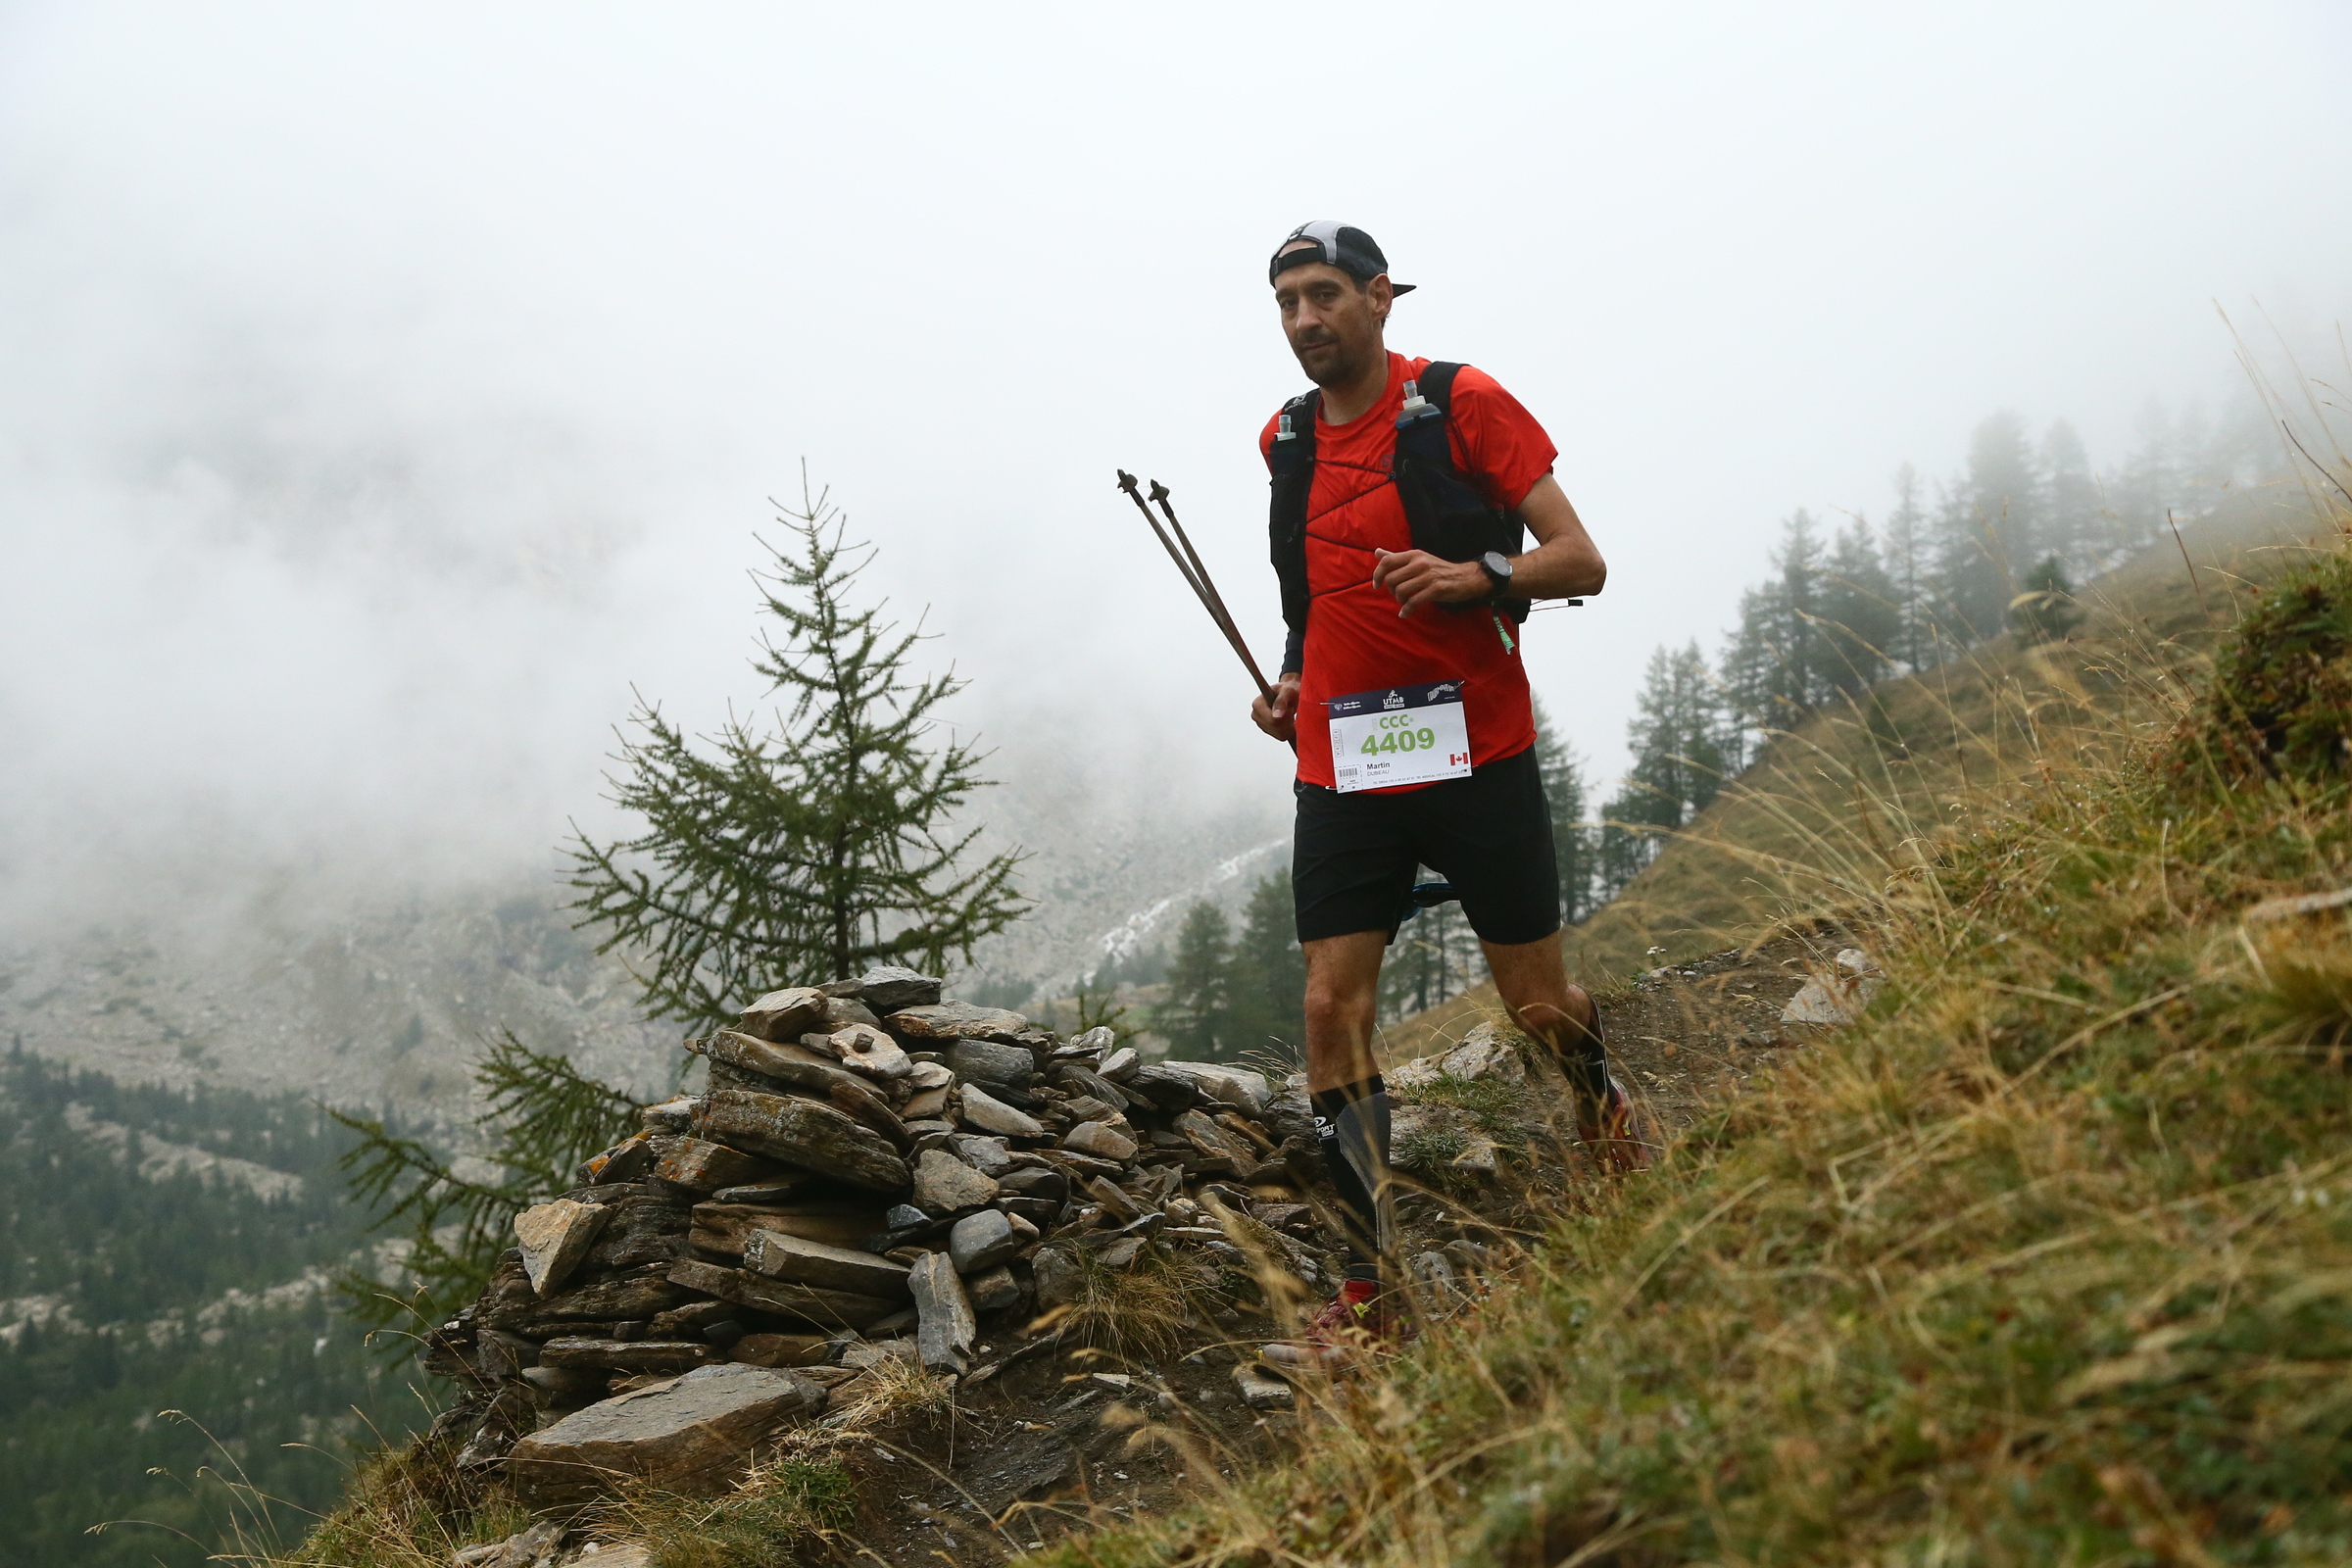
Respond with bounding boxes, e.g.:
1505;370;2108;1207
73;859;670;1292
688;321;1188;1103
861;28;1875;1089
1252;673;1301;743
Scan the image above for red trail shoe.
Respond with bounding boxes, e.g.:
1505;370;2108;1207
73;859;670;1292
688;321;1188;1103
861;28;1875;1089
1260;1280;1415;1369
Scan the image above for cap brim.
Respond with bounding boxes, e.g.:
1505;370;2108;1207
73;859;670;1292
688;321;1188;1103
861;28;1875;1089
1390;281;1417;296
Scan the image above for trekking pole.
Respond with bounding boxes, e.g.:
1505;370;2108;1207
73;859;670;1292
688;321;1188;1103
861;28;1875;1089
1114;470;1272;702
1113;470;1296;753
1147;479;1279;698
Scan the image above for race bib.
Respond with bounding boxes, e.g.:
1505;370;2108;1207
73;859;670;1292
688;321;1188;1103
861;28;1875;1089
1326;680;1473;794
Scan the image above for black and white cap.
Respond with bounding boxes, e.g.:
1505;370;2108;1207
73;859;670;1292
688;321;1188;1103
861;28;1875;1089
1268;220;1416;294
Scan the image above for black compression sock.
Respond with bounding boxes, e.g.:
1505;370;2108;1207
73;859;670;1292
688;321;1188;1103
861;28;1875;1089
1311;1075;1393;1283
1541;1003;1611;1107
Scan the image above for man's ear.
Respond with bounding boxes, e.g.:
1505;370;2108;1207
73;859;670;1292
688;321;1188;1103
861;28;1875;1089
1367;274;1394;324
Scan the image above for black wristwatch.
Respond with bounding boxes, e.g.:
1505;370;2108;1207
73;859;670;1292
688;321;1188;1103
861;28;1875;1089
1478;551;1514;601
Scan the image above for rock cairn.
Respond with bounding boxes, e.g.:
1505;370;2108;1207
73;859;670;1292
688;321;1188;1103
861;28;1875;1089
418;965;1326;1503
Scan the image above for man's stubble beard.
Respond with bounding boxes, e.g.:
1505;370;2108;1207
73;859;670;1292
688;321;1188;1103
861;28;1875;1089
1295;332;1383;392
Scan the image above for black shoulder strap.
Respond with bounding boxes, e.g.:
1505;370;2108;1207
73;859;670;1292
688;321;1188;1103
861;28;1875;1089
1267;389;1321;674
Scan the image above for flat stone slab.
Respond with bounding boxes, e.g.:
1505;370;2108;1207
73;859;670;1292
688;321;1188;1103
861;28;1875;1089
966;1264;1020;1313
957;1083;1045;1138
907;1251;975;1375
1158;1060;1273;1113
514;1200;611;1297
654;1137;786;1195
912;1147;1000;1213
885;1002;1032;1045
526;1265;688;1325
737;987;829;1043
827;1023;912;1080
1062;1120;1139;1162
536;1338;714;1374
695;1090;910;1194
1233;1363;1295;1409
942;1039;1037;1089
506;1361;826;1502
846;965;944;1012
741;1230;912;1299
667;1258;903;1332
688;1201;888;1257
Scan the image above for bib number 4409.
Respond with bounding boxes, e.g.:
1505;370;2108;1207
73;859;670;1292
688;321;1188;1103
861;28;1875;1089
1324;680;1473;794
1362;716;1439;756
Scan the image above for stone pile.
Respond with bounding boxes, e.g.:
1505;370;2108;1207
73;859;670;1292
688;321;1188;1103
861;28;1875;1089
419;964;1325;1502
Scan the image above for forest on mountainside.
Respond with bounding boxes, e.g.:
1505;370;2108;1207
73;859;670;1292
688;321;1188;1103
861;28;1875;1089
0;1047;426;1568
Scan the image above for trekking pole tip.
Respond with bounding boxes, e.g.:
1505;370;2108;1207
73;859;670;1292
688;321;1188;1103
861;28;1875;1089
1115;469;1141;494
1148;479;1170;504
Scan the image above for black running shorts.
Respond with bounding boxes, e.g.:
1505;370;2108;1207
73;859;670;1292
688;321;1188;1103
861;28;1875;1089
1291;743;1561;947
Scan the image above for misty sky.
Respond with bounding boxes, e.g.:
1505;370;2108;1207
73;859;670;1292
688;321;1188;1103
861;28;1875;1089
3;2;2348;931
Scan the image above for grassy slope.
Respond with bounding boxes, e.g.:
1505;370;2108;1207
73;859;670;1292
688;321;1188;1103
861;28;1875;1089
1025;491;2352;1565
1380;485;2331;1064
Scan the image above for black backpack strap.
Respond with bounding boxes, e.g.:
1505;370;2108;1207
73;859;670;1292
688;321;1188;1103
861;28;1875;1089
1266;389;1320;673
1391;361;1531;623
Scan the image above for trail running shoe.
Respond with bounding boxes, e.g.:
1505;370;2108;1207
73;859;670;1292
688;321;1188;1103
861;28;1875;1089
1578;1074;1649;1174
1259;1279;1415;1368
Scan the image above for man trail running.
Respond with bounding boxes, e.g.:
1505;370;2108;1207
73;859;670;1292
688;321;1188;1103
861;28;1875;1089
1250;220;1642;1359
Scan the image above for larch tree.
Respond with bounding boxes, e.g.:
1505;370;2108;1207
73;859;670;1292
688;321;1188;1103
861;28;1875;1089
566;479;1026;1030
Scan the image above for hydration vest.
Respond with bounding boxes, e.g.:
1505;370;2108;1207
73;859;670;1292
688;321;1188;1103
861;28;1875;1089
1266;362;1532;672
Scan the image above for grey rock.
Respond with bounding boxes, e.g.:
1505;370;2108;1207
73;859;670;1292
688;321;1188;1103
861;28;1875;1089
536;1338;714;1374
850;965;945;1012
822;995;882;1031
665;1259;902;1332
1120;1065;1204;1113
653;1137;785;1195
907;1252;976;1375
693;1091;910;1194
948;1207;1034;1274
1232;1363;1295;1410
941;1039;1036;1088
911;1148;1000;1213
529;1265;688;1325
998;1166;1068;1203
639;1096;702;1135
514;1200;611;1297
827;1023;913;1081
1065;1025;1118;1054
965;1264;1020;1313
888;1001;1031;1045
945;1208;1007;1272
687;1201;887;1257
505;1361;826;1502
905;1059;955;1091
957;1083;1046;1139
1096;1236;1145;1270
1061;1120;1139;1162
708;1176;816;1205
950;1134;1015;1177
1032;1246;1088;1307
1098;1047;1139;1081
737;987;830;1043
741;1231;912;1299
583;1135;660;1186
1158;1060;1273;1113
693;1036;912;1152
473;1329;537;1382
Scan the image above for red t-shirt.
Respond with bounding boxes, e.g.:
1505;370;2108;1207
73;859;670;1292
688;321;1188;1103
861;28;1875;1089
1258;352;1558;790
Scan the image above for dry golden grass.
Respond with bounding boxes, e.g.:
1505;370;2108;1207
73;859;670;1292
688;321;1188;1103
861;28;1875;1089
1020;496;2352;1564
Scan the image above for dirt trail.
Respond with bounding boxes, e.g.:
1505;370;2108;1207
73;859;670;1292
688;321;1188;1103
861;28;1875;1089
770;934;1848;1564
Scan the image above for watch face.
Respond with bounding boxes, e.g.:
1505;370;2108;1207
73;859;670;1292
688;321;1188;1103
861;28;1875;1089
1484;551;1511;578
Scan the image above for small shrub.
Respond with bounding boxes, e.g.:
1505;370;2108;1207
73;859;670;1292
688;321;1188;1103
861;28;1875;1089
2193;548;2352;783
